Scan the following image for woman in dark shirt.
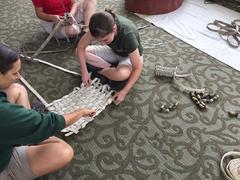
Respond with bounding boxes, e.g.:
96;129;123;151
0;43;95;179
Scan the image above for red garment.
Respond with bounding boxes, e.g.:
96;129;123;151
32;0;72;16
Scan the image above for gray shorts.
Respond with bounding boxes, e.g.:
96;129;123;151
0;146;36;180
86;45;143;67
41;1;84;39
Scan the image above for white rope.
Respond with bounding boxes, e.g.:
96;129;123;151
220;151;240;180
46;78;115;136
20;76;114;136
154;64;205;94
155;64;192;78
31;20;63;59
173;76;206;94
20;54;80;76
20;76;49;106
30;13;85;59
19;13;82;76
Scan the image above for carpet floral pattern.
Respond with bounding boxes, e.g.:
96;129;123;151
1;0;240;179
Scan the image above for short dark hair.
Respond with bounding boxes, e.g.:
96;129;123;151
89;10;116;38
0;44;19;74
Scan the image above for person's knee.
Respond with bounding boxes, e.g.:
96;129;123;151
84;0;96;7
6;83;27;97
27;138;74;176
51;137;74;164
90;0;96;6
116;66;132;81
11;83;26;92
85;46;96;63
65;26;79;38
86;46;95;54
59;142;74;164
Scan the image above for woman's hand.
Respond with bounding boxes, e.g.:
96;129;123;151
81;71;91;86
66;13;76;25
113;90;127;105
81;108;96;117
54;15;63;22
64;108;95;127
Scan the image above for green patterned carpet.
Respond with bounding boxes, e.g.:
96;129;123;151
1;0;240;179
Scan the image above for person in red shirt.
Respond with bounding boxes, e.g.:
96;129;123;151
32;0;96;39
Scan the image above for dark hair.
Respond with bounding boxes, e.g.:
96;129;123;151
89;9;116;38
0;43;19;74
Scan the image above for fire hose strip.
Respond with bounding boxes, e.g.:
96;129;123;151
20;76;115;136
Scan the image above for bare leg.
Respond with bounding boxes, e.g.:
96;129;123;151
4;83;31;109
99;64;132;81
64;24;80;38
82;0;96;32
27;136;74;177
86;51;112;68
64;0;96;37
